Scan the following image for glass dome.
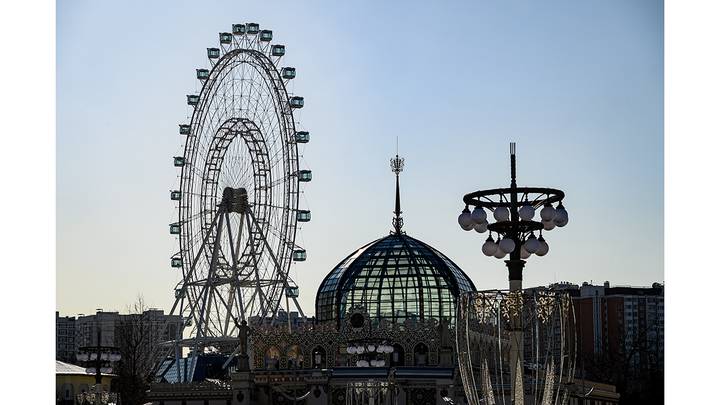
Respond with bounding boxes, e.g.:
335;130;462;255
316;234;475;325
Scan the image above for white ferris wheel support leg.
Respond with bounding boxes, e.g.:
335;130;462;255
194;208;225;353
247;211;306;322
246;212;286;326
230;211;248;331
245;214;271;323
222;210;244;336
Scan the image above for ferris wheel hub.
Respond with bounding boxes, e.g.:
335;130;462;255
220;187;249;214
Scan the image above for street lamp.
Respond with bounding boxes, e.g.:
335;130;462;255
456;142;569;404
76;325;121;405
457;142;567;291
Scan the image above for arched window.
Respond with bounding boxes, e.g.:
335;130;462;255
265;346;280;369
414;343;428;366
312;346;327;369
390;344;405;366
287;345;302;369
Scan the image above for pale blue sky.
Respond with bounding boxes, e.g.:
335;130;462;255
57;0;663;316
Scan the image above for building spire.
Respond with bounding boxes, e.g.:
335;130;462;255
390;139;405;234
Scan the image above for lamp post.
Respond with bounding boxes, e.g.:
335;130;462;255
457;142;568;402
76;324;121;405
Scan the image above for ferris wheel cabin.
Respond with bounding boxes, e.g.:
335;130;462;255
297;210;311;222
281;67;296;80
293;249;307;262
207;48;220;59
179;124;191;135
186;95;199;106
196;69;209;80
173;157;185;167
170;190;181;201
219;32;232;44
295;131;310;143
232;24;246;35
246;23;260;35
285;287;300;298
259;30;273;42
297;170;312;182
271;45;285;57
289;96;304;109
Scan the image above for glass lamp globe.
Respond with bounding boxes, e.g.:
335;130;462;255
553;203;568;227
482;236;498;256
540;203;556;221
518;204;535;221
458;208;473;229
524;234;540;253
494;247;507;259
473;221;488;233
356;346;365;354
471;206;487;223
493;207;510;222
498;236;516;254
368;344;376;352
542;219;556;231
520;246;531;259
536;236;549;256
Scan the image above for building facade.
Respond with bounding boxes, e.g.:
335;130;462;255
57;309;184;363
572;282;664;369
56;360;115;405
56;311;77;363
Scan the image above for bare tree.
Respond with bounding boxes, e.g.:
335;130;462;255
115;296;156;405
579;319;663;404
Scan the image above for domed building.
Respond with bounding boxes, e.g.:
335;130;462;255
316;232;475;327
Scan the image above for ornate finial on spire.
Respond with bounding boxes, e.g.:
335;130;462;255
510;142;517;188
390;142;405;234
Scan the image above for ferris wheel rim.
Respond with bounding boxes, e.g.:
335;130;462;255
171;27;307;341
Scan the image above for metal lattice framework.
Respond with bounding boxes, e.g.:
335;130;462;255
168;24;309;352
456;290;577;405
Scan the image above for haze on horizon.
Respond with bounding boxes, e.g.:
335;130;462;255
57;0;663;316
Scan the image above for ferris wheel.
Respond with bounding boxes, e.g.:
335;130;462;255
168;23;310;350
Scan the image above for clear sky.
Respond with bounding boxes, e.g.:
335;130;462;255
57;0;663;317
